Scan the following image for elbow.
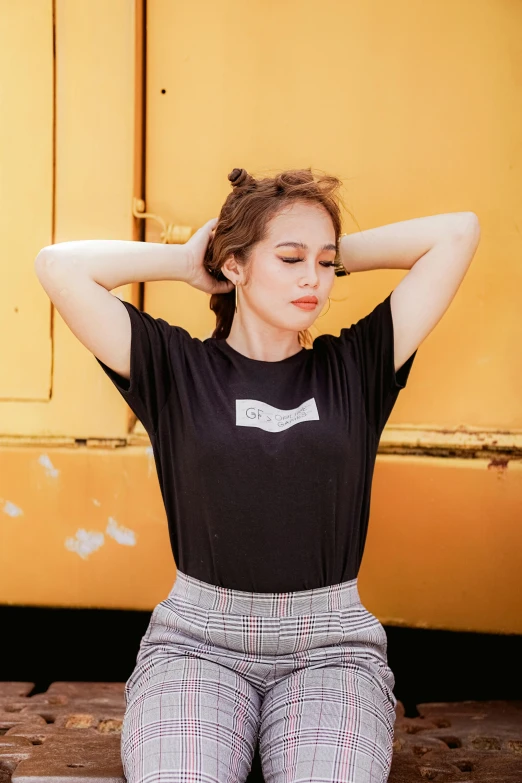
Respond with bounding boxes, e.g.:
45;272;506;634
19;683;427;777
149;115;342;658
34;248;66;284
34;249;48;276
466;213;481;245
452;213;481;262
458;212;481;236
451;213;481;250
34;248;53;278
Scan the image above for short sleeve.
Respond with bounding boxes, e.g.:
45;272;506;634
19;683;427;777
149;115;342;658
94;299;187;435
329;290;418;436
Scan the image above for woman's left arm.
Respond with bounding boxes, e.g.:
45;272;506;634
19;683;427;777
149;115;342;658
338;212;481;371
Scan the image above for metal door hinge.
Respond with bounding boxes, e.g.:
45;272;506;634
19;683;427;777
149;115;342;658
132;197;193;244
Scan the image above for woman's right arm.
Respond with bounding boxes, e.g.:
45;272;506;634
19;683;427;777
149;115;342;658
34;239;192;381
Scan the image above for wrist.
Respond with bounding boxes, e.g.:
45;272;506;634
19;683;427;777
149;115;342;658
167;243;193;283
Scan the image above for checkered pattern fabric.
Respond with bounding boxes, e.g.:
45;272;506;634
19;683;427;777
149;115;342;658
122;570;397;783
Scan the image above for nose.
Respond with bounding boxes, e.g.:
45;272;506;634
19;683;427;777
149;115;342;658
300;262;320;287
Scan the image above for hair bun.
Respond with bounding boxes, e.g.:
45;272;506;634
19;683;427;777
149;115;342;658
228;168;251;188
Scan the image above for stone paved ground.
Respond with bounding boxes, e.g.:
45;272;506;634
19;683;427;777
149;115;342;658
0;682;521;782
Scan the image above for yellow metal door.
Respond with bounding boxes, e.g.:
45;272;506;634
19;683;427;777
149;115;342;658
141;0;522;633
0;1;162;611
0;2;54;402
2;1;520;627
0;0;144;439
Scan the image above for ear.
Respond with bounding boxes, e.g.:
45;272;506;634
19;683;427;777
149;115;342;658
221;253;242;284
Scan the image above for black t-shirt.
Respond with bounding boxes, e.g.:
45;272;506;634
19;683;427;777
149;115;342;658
95;290;417;592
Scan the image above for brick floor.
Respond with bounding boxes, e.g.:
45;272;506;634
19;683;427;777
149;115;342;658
1;682;521;782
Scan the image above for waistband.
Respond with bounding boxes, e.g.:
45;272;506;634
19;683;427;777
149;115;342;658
169;570;363;617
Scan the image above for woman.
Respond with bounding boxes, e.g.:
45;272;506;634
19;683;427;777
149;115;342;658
35;167;480;782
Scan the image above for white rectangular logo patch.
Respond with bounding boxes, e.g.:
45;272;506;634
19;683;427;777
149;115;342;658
236;398;319;433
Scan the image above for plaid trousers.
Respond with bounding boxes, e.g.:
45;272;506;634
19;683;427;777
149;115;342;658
122;569;397;783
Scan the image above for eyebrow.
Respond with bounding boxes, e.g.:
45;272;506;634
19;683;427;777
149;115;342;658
274;241;337;252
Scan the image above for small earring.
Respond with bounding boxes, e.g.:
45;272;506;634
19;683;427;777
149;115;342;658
318;296;331;317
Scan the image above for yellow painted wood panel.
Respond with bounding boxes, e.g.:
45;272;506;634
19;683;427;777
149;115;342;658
1;444;520;635
0;0;144;437
0;1;53;400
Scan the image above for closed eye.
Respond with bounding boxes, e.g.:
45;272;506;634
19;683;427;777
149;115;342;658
279;256;335;267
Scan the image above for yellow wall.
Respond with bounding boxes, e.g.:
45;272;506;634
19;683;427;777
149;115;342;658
1;0;521;633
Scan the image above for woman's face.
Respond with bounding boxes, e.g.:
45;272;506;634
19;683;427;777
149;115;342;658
233;201;337;332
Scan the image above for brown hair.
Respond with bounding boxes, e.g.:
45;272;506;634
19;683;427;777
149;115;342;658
204;167;348;349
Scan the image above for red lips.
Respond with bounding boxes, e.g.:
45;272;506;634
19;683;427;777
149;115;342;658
291;296;318;303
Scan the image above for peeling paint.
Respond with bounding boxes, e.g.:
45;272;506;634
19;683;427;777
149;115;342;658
92;498;101;506
106;516;136;546
65;529;104;559
38;454;60;478
146;445;155;478
488;457;510;471
1;500;23;517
